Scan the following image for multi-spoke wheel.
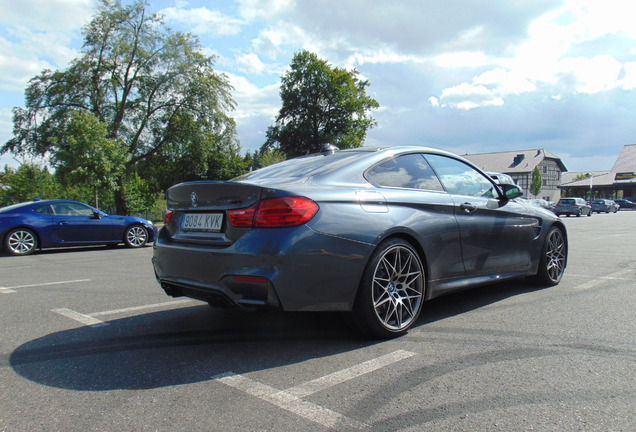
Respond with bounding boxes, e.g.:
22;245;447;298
4;228;38;256
530;226;567;286
124;225;148;248
353;238;425;338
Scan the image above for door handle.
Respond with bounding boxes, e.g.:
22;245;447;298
58;221;68;225
460;203;477;213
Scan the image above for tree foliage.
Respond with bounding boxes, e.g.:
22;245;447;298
264;50;379;158
530;166;543;197
2;0;238;214
54;111;127;208
0;164;62;206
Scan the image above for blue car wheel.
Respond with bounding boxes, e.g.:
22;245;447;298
125;225;148;248
4;228;38;256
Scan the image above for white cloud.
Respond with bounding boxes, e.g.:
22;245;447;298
236;53;267;75
474;68;536;95
438;83;504;110
0;1;92;93
557;55;623;94
0;0;95;32
160;6;245;36
225;72;280;121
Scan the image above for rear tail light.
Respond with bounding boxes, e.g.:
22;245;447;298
228;196;319;228
164;209;174;226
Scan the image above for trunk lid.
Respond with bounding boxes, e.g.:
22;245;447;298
164;181;265;246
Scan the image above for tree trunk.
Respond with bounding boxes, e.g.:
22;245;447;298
114;176;129;215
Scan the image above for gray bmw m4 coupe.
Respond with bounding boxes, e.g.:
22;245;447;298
152;146;567;338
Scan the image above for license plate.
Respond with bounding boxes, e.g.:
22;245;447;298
181;213;224;232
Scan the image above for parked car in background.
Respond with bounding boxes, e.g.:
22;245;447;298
615;199;636;210
153;146;568;338
591;199;619;213
527;199;556;212
0;199;157;256
554;197;592;217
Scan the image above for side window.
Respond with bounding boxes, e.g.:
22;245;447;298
366;154;444;191
424;154;497;198
51;203;94;217
33;204;55;215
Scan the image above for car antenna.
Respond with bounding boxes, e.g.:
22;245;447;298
321;143;339;155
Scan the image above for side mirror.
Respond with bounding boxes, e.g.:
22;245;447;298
92;211;103;219
499;184;523;200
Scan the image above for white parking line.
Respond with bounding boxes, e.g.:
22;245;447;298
284;349;416;398
52;308;106;326
215;350;416;429
90;299;194;317
574;268;635;290
52;299;195;326
0;279;91;294
216;374;367;429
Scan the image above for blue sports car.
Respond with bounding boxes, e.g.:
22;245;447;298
0;199;157;256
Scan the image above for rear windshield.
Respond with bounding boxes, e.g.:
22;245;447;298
591;200;604;204
234;151;369;182
559;199;576;204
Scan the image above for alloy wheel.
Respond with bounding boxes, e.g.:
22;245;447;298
371;245;424;331
545;228;566;283
8;230;36;255
126;226;148;247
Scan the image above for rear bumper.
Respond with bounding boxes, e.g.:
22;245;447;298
152;226;373;312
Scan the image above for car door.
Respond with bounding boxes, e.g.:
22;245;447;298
50;202;118;243
365;153;466;281
424;153;538;277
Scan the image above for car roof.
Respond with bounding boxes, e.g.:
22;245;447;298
0;199;88;213
234;146;480;185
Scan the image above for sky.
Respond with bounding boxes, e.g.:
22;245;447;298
1;0;636;173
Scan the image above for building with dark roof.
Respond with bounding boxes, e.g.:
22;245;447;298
463;149;567;202
559;144;636;200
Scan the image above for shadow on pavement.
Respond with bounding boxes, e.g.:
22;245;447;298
9;279;546;391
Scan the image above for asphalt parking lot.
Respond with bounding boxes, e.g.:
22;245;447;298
1;211;635;431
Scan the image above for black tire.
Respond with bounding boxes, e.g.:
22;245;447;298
124;225;148;248
352;238;425;338
4;228;38;256
530;226;567;287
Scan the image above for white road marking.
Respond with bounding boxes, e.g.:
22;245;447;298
51;299;195;326
90;299;194;316
216;374;367;429
52;308;106;326
215;350;416;429
574;268;635;290
0;279;91;294
284;349;416;398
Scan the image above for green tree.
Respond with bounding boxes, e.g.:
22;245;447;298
2;0;237;215
0;164;62;206
54;111;126;209
263;50;379;158
530;166;543;197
